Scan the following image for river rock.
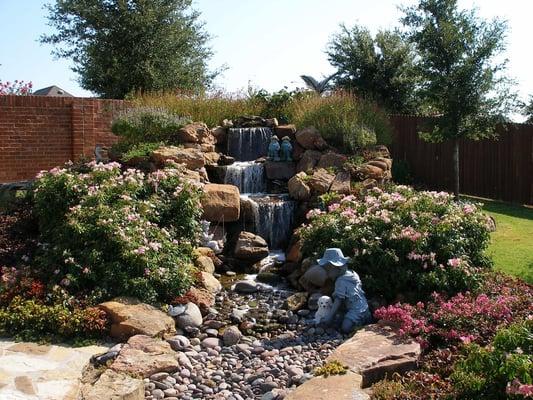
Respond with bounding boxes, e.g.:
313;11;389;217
296;150;322;173
317;152;347;169
99;297;176;340
151;146;205;170
200;271;222;294
111;335;180;378
308;168;335;194
167;335;190;351
326;324;421;387
265;161;296;180
195;255;215;274
256;272;281;285
175;302;203;329
80;369;144;400
330;171;352;195
299;265;328;289
223;326;242;346
286;292;308;312
288;172;311;201
295;127;328;150
233;280;259;294
177;122;214;144
308;293;323;311
201;337;222;349
201;184;240;222
234;231;269;262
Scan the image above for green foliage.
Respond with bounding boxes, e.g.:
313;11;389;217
111;141;164;165
327;24;420;113
111;107;191;144
247;87;304;124
290;92;392;153
521;96;533;124
0;296;108;342
41;0;218;98
391;159;414;185
32;162;202;304
314;361;349;377
450;320;532;399
300;186;492;301
402;0;516;142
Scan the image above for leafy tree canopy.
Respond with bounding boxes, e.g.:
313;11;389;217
521;96;533;123
41;0;218;98
401;0;516;142
327;24;421;114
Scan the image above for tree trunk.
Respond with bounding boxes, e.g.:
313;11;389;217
452;137;460;200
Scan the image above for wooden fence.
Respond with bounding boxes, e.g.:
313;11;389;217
388;115;533;205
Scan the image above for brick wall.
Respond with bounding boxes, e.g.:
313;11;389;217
0;95;124;183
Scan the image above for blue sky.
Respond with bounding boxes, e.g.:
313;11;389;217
1;0;531;110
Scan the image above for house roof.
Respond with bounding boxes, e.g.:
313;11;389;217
33;85;73;97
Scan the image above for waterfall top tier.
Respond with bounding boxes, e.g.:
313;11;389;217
224;161;266;194
227;127;273;161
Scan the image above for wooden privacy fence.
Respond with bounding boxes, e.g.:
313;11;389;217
388;115;533;205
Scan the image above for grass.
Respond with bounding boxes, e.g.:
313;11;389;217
467;197;533;284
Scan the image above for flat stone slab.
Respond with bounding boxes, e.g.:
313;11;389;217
0;339;109;400
326;324;421;387
285;371;368;400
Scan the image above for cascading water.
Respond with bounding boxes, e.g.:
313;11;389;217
244;194;296;250
224;162;266;194
227;127;273;161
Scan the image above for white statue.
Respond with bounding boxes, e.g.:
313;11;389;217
314;295;333;325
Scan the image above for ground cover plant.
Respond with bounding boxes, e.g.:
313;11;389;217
300;185;492;302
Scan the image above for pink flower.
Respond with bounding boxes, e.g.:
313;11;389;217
447;258;462;268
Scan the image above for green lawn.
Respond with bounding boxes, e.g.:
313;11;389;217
469;198;533;284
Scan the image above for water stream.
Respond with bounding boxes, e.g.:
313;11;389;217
227;127;273;161
224;161;266;194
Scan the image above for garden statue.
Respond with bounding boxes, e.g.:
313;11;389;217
200;220;222;254
315;248;371;333
267;136;280;161
280;136;293;161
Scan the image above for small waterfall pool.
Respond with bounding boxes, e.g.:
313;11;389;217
227;127;273;161
224;161;266;194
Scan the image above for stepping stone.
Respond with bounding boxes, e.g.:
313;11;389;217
326;324;421;387
285;371;367;400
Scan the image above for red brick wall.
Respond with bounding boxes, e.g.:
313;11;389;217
0;95;124;183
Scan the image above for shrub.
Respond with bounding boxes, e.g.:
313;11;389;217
289;92;392;153
111;107;191;144
374;275;532;349
450;320;532;399
32;161;202;303
300;185;493;301
0;80;33;95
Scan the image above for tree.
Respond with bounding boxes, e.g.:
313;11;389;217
41;0;217;98
402;0;516;199
327;24;420;113
299;73;336;95
521;96;533;123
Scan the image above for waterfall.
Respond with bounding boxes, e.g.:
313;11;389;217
227;127;273;161
245;194;296;250
224;162;266;194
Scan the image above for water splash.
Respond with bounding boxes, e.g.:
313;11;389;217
227;127;273;161
224;161;266;194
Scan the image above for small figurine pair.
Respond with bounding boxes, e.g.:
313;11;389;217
267;136;293;161
313;248;371;333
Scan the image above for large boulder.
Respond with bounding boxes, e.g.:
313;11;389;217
174;302;203;330
330;171;352;195
274;124;297;140
151;146;205;170
194;255;215;274
308;168;335;194
110;335;180;378
265;161;296;180
288;172;311;201
200;271;222;294
180;287;215;311
234;231;269;262
203;152;221;166
326;325;421;388
212;126;227;144
299;265;328;290
295;127;328;150
201;184;240;222
296;150;322;173
99;298;176;340
318;152;347;169
80;369;144;400
358;164;386;180
177;122;214;144
285;371;365;400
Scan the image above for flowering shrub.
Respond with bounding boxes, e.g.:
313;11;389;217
0;80;33;95
300;185;492;300
374;274;533;349
31;161;202;303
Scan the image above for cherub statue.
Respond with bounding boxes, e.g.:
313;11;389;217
280;136;293;161
316;248;371;333
267;136;280;161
